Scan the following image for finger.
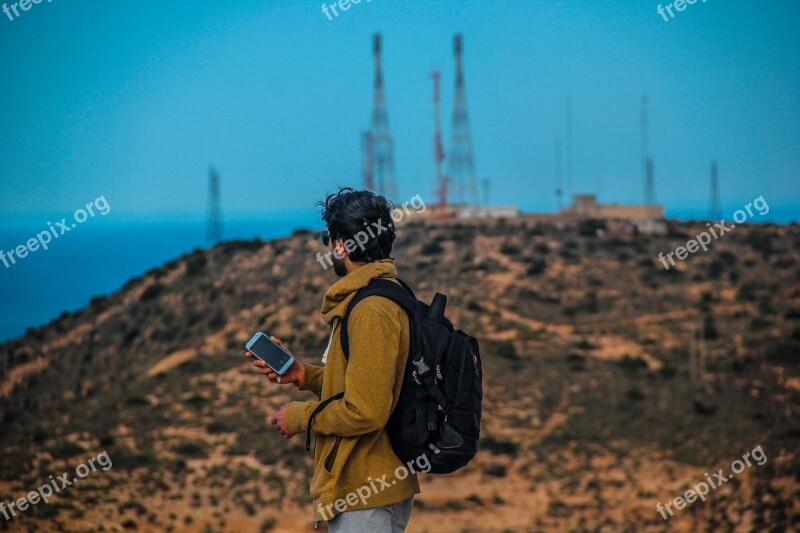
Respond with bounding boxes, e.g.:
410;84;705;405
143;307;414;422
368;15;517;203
270;336;284;347
267;372;278;379
245;352;254;359
252;360;266;368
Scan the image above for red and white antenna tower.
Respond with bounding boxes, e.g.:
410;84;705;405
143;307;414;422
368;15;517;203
361;130;374;192
431;70;448;208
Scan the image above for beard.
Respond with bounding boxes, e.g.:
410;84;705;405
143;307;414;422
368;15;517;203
332;254;348;277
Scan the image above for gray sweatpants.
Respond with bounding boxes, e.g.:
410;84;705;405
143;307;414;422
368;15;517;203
326;496;414;532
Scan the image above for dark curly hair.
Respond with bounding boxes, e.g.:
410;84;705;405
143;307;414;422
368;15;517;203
318;187;396;263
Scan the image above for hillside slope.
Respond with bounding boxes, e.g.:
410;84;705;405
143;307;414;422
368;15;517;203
1;217;798;532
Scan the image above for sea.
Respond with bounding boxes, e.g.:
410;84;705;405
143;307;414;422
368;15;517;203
0;206;796;344
0;213;320;344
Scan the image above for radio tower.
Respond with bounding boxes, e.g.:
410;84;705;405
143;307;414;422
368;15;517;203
642;93;655;205
431;70;448;208
448;34;478;205
369;33;397;199
206;165;222;245
709;160;721;220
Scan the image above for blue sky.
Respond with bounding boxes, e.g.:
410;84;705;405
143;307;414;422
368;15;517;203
1;0;798;223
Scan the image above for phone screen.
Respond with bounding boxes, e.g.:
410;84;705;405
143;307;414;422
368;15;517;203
249;334;293;374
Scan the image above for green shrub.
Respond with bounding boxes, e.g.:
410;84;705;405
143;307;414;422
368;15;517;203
140;283;165;301
50;441;86;460
420;241;443;255
480;435;519;457
500;243;520;256
483;463;507;477
173;441;209;459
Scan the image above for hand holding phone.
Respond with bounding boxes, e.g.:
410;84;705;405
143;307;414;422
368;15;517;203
245;334;304;386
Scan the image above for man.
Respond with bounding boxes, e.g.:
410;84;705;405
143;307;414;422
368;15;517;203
246;187;418;532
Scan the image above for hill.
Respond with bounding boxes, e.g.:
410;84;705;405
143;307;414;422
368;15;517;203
1;216;798;532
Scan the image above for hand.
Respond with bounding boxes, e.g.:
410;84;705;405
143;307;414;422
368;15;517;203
245;336;305;387
271;404;295;439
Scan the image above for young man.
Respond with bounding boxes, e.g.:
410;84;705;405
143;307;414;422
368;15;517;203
246;187;418;532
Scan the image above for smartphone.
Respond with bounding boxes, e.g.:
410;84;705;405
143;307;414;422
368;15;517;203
245;332;295;375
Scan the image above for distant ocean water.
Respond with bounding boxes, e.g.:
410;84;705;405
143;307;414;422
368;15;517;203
0;205;796;344
0;216;319;344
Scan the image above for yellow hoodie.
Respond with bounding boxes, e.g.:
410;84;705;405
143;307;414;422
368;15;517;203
285;259;420;523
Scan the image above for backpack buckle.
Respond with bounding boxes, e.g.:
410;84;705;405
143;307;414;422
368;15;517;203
412;356;430;376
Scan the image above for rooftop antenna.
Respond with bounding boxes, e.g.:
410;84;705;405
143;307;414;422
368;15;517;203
642;93;655;205
555;135;564;211
709;160;721;220
566;96;574;198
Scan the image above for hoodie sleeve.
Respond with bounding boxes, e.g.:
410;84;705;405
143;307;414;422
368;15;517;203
298;364;324;396
285;299;405;437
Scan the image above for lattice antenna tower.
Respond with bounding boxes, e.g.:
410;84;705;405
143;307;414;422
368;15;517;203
448;34;478;205
369;33;397;199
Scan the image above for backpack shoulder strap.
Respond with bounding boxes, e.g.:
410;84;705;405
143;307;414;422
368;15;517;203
306;279;416;452
340;278;416;361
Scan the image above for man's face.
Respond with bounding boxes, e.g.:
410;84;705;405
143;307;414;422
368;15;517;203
332;248;347;276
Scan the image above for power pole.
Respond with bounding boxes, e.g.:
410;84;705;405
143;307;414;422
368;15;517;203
448;34;478;206
689;325;707;390
206;165;222;246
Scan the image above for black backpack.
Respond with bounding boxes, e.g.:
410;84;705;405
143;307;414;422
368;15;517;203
306;278;483;475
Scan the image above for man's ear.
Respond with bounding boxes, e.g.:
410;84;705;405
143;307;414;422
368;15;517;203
334;239;347;259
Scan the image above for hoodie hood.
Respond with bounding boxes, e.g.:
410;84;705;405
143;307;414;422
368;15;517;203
320;259;397;324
